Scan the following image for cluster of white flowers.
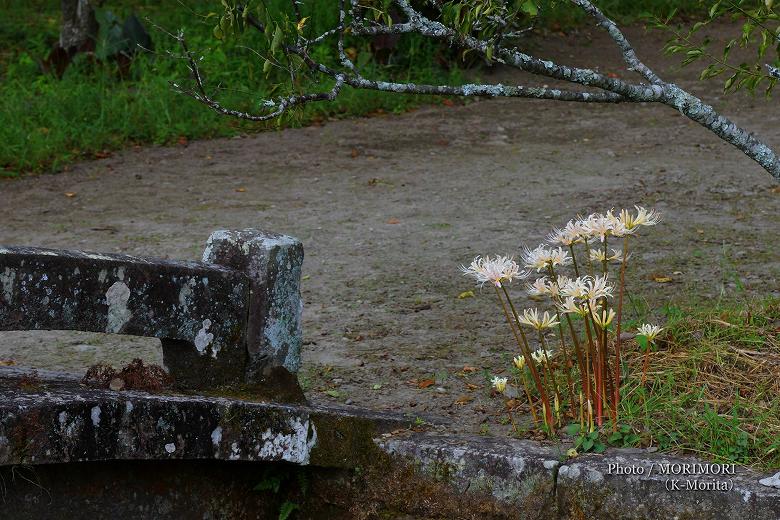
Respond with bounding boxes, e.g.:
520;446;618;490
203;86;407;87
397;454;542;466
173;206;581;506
460;255;527;287
547;206;661;246
463;206;664;431
546;219;588;246
522;244;572;272
512;349;549;372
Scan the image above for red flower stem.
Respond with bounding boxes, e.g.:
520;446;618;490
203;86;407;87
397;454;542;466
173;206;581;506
495;285;553;428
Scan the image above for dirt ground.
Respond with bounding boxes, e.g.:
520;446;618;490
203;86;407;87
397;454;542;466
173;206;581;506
1;24;778;435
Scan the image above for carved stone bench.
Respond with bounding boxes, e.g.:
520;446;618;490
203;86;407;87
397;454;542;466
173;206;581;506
0;229;414;475
0;229;303;396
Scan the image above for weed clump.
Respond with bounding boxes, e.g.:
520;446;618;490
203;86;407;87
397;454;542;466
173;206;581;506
82;358;172;392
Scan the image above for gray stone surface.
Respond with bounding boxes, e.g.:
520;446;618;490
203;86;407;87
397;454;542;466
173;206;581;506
378;432;559;517
202;229;304;380
0;230;305;392
0;246;248;351
378;432;780;519
0;245;250;389
556;450;780;519
0;368;413;469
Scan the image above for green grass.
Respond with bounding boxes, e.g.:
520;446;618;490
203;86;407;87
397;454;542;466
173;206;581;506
0;0;706;176
0;0;461;176
618;297;780;468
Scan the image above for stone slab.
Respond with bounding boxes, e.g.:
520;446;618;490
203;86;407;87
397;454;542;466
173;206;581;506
0;246;249;362
378;432;780;519
0;369;414;469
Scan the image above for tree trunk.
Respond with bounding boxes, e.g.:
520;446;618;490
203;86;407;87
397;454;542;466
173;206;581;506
60;0;97;52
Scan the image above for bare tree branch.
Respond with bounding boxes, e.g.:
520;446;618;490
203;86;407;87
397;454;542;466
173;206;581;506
570;0;662;84
167;0;780;180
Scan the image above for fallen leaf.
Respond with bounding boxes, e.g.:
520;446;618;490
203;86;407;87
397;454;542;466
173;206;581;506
697;229;705;234
454;395;473;405
93;150;111;159
417;379;435;389
64;192;76;198
442;99;455;107
466;383;479;390
653;276;673;283
177;136;188;146
235;187;246;192
462;366;477;373
435;139;450;146
386;218;400;225
458;290;475;299
771;186;780;194
351;148;359;158
607;72;619;78
0;360;15;366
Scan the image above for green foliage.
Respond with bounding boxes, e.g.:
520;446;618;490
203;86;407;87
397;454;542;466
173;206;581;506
0;0;458;176
254;466;309;519
278;501;300;520
657;0;780;95
620;297;780;468
565;423;640;452
606;424;641;447
565;424;607;453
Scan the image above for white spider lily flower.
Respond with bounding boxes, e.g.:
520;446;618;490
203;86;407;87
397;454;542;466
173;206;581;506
637;323;664;342
558;296;590;316
460;255;526;287
619;206;661;231
531;349;547;365
589;248;629;264
549;275;571;297
584;275;614;301
491;376;508;393
610;219;633;238
547;220;586;246
521;244;572;272
583;213;614;243
513;355;527;371
560;277;589;299
591;307;616;329
527;277;551;297
517;308;560;330
605;209;633;238
527;275;570;298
